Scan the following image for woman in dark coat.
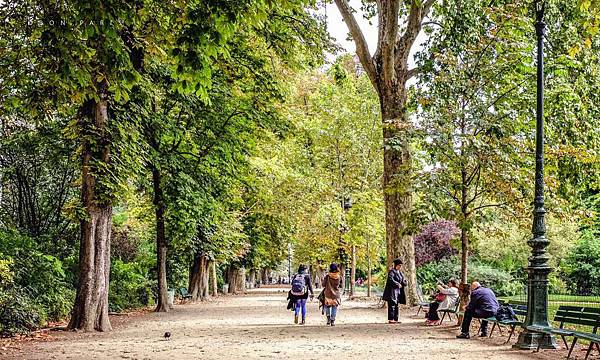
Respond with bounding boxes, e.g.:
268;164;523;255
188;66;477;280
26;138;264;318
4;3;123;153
382;258;407;323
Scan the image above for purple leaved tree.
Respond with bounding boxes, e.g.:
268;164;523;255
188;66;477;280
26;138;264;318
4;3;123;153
414;220;459;267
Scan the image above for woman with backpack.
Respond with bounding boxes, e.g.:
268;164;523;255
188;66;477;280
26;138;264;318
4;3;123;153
290;265;314;325
322;263;343;326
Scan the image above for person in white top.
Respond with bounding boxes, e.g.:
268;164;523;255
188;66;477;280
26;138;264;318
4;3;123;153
425;278;459;325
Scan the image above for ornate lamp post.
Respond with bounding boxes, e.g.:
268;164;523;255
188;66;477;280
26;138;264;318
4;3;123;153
515;0;558;350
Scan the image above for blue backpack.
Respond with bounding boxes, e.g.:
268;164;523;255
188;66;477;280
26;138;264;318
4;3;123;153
291;274;307;296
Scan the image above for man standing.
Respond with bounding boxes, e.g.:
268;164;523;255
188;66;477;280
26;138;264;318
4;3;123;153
382;259;407;324
456;282;500;339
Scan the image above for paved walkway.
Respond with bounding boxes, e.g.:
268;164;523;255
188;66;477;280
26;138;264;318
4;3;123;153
2;287;576;359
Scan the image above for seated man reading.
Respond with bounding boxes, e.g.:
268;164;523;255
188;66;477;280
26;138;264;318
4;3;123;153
456;281;499;339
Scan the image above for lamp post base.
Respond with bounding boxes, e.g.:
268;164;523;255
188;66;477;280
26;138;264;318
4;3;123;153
514;329;558;350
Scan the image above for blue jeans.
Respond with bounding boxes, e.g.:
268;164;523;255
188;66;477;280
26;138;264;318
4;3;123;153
295;298;307;318
324;305;338;321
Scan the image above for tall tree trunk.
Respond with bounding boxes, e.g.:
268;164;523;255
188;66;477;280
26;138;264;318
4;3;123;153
350;244;356;297
68;95;112;332
381;90;417;305
248;269;256;289
152;167;170;312
189;253;210;301
261;267;269;285
210;260;218;296
367;257;372;297
228;267;241;294
334;0;434;308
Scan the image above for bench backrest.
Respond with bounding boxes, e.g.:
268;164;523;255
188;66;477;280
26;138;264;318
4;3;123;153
180;287;189;296
554;305;600;333
509;304;528;318
416;284;427;303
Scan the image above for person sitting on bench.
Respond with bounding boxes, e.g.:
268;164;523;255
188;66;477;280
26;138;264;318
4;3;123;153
425;278;459;325
456;282;499;339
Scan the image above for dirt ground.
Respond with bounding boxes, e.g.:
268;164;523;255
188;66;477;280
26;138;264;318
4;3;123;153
2;287;596;360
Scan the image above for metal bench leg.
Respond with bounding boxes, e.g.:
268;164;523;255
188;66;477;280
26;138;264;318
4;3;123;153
489;322;497;338
440;312;447;324
506;325;516;343
584;342;594;360
417;306;422;316
561;335;569;350
567;337;578;359
536;333;544;353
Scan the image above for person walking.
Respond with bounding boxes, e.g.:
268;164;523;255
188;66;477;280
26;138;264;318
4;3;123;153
322;263;343;326
290;265;314;325
382;258;407;324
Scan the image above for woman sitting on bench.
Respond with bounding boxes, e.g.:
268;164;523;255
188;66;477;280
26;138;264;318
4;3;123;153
425;278;459;326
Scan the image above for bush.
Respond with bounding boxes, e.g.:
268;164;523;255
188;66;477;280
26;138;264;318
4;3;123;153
0;231;74;335
109;258;155;312
0;288;45;336
414;220;458;267
563;231;600;295
416;256;523;296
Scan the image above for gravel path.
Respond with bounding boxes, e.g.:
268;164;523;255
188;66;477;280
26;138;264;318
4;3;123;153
1;287;588;359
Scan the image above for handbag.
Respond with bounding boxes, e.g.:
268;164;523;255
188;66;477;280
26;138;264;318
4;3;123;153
434;292;446;302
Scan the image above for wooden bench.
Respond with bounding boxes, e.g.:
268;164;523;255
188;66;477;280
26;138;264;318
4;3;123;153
526;305;600;359
487;304;528;343
179;287;192;300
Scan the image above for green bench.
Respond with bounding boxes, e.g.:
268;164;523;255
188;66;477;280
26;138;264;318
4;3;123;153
526;305;600;359
486;304;528;343
416;285;430;316
439;300;460;324
179;287;192;300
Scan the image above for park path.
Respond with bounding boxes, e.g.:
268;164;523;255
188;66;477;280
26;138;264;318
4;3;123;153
2;287;576;360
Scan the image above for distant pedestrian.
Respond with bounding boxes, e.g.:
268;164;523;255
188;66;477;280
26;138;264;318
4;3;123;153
290;265;314;325
382;259;407;324
322;263;343;326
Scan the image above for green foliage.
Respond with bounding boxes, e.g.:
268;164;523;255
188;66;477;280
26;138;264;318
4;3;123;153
109;258;155;312
417;256;522;297
563;231;600;295
0;231;74;335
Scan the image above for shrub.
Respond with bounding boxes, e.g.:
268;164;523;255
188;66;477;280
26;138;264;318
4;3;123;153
563;231;600;295
0;231;74;335
109;258;155;312
416;256;522;296
414;220;459;267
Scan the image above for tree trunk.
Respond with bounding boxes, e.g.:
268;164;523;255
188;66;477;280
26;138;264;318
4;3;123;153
460;228;468;286
68;96;112;332
367;239;372;297
350;244;356;297
381;90;418;306
152;167;170;312
248;269;256;289
228;267;243;294
209;260;218;296
189;253;210;301
261;267;269;285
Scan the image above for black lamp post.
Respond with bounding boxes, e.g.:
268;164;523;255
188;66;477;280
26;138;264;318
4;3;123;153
515;0;558;350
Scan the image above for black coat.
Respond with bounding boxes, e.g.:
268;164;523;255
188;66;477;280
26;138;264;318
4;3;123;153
382;269;407;305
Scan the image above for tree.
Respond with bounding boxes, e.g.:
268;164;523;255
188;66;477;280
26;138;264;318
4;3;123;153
333;0;436;303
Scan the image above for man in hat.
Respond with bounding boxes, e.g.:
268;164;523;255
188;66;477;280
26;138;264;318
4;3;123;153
382;259;407;323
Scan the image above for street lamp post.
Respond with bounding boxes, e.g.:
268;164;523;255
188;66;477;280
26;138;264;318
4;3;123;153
515;0;558;350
